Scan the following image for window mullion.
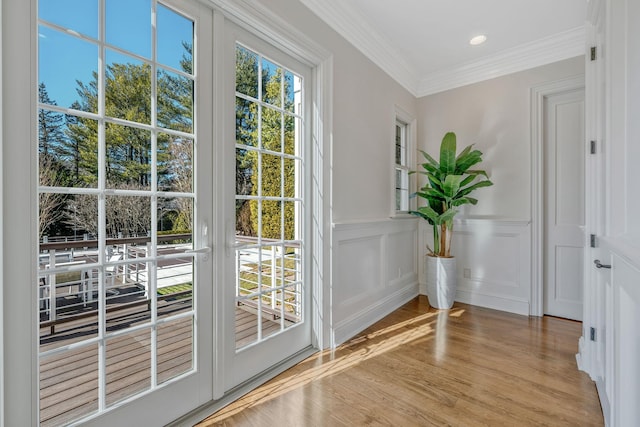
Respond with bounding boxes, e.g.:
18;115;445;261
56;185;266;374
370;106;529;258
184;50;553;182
97;0;108;413
150;0;159;390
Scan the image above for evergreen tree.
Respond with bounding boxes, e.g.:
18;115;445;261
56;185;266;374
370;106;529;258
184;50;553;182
38;83;71;237
38;83;67;159
248;68;296;240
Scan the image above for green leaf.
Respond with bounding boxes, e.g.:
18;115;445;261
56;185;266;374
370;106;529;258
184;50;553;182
421;162;440;178
409;210;435;225
458;179;493;198
419;149;439;168
455;150;482;174
424;187;447;200
452;196;478;206
459;174;476;188
438;207;457;223
428;175;443;190
465;169;490;179
439;132;457;174
416;206;441;223
455;144;474;162
442;175;464;198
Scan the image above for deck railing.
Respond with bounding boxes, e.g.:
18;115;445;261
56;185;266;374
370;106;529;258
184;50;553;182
38;234;191;329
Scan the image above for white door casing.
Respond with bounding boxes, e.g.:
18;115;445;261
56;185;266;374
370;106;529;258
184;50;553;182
543;88;586;321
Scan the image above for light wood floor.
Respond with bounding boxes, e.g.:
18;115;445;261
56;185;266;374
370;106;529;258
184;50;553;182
197;296;603;427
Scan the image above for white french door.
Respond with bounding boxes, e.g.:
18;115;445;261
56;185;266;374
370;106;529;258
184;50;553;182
36;0;214;425
222;24;313;390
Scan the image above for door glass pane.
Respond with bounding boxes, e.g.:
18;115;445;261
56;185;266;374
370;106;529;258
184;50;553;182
158;135;193;193
39;0;98;39
157;317;193;384
106;0;151;59
37;2;197;424
235;44;304;350
38;26;98;112
39;344;99;427
157;4;193;71
105;50;151;125
262;58;282;107
235;45;258;98
105;328;152;407
158;68;194;133
236;97;258;147
106;124;152;189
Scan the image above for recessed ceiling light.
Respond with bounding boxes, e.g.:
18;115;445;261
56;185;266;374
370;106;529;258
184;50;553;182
469;35;487;46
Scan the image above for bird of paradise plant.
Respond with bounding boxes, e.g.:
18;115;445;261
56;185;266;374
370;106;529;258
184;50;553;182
410;132;493;257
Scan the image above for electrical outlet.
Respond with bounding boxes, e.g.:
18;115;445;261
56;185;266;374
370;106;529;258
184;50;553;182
463;268;471;279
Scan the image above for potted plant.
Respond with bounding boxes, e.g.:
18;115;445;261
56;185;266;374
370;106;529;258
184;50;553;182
411;132;493;309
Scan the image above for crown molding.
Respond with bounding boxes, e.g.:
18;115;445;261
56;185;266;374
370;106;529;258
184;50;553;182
300;0;585;98
208;0;331;65
416;26;586;97
300;0;420;94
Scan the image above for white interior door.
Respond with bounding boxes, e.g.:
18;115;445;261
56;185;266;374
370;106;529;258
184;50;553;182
36;1;214;425
543;88;586;321
222;24;313;390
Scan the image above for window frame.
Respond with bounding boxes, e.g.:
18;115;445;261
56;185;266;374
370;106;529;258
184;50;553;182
392;106;416;218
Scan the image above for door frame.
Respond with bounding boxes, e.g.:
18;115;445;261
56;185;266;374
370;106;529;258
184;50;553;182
530;75;585;317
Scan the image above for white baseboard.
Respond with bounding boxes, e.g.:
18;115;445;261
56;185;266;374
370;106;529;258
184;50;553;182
332;284;418;347
596;378;611;427
455;289;530;316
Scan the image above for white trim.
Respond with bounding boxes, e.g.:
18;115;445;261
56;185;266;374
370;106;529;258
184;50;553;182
530;75;585;317
210;0;331;67
298;0;585;97
299;0;420;94
332;285;418;347
3;0;38;425
312;55;334;350
455;290;530;316
418;27;586;97
0;0;4;423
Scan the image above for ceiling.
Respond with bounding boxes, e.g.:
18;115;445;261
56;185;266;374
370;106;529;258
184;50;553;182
300;0;587;96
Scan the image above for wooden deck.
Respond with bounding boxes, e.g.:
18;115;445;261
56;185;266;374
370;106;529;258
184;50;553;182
39;294;280;427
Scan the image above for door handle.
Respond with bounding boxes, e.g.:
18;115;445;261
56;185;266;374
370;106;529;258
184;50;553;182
186;223;211;261
594;259;611;269
185;246;212;255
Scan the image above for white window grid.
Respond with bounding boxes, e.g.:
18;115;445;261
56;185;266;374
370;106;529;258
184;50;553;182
234;43;305;348
37;0;197;419
395;120;410;213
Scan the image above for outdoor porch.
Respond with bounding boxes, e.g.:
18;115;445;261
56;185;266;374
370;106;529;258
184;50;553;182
39;295;281;427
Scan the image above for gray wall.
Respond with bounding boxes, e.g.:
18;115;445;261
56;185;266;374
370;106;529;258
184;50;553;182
417;56;585;220
257;0;418;223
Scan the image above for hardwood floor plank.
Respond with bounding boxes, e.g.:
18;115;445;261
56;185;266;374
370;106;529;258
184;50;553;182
198;297;602;427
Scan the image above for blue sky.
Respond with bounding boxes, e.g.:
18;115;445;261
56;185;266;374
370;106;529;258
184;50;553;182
38;0;193;109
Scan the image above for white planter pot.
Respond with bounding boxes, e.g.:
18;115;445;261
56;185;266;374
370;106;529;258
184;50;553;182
425;255;457;309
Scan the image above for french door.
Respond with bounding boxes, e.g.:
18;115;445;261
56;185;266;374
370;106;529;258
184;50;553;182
36;0;214;425
222;25;313;390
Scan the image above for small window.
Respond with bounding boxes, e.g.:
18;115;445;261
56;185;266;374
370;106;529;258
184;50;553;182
394;120;410;213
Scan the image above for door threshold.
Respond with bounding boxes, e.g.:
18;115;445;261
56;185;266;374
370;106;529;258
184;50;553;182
167;346;318;426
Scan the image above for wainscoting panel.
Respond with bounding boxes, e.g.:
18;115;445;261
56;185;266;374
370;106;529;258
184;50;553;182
331;219;419;346
418;218;532;315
